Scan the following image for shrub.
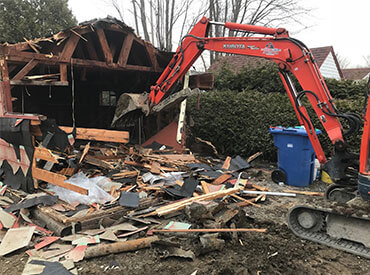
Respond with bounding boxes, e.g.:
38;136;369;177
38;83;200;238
194;63;368;160
187;90;365;160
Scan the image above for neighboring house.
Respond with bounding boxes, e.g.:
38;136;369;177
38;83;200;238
342;68;370;81
308;46;343;80
208;55;270;73
209;45;343;80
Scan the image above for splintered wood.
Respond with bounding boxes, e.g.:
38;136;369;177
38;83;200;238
144;187;241;217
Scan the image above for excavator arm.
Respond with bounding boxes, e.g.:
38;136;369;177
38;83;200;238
149;17;361;180
149;18;370;257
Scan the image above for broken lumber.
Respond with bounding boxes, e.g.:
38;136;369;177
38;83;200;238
241;190;296;197
84;155;113;169
34;147;60;163
32;208;81;237
149;154;196;162
145;187;241;217
212;174;232;185
84;236;159;259
59;126;129;143
231;194;261;208
283;190;324;197
32;168;88;195
222;156;231;170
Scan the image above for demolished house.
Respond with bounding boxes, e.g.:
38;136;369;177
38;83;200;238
0;17;213;193
0;18;277;271
0;17;368;274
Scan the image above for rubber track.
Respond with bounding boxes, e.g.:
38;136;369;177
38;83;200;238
288;205;370;259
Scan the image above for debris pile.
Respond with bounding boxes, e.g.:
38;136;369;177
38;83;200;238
0;133;276;273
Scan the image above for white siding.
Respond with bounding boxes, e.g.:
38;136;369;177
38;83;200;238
319;52;341;80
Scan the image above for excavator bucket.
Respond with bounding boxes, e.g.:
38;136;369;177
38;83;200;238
111;93;150;126
111;88;199;126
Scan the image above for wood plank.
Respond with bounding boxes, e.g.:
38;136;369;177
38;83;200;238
59;126;129;143
59;64;67;82
283;189;324;197
32;168;88;195
24;73;59;80
222;156;231;170
60;33;80;61
96;28;113;63
117;33;134;66
212;174;232;185
201;181;210;194
34;147;60;163
10;80;68;86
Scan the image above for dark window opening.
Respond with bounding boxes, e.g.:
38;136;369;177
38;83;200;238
100;91;116;106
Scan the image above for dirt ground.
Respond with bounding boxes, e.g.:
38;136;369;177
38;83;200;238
1;165;370;275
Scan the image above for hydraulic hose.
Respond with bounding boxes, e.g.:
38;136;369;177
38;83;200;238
295;90;362;137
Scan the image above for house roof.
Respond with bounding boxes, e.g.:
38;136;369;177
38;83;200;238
310;46;332;67
208;55;271;73
342;68;370;80
209;45;344;79
310;46;343;79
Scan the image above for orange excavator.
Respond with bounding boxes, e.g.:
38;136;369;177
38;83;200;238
125;17;370;257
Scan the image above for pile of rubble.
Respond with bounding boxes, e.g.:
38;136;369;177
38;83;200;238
0;132;278;273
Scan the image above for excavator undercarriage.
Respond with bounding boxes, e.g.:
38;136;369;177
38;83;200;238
288;196;370;259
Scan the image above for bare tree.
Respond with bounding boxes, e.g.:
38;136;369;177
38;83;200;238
336;52;351;69
208;0;311;63
107;0;310;65
108;0;207;51
364;55;370;67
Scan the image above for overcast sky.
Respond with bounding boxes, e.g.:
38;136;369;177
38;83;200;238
68;0;370;67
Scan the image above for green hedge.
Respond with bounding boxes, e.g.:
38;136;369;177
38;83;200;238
193;62;368;160
212;62;368;100
187;89;365;160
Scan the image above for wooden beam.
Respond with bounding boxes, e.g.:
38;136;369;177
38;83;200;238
0;80;12;114
12;59;39;81
96;28;113;63
32;167;88;195
10;80;68;86
85;33;99;60
6;53;161;72
118;33;134;66
60;33;80;62
145;43;159;71
7;65;17;74
0;58;9;81
59;126;129;143
59;64;67;82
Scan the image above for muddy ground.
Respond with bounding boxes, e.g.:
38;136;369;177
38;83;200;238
1;165;369;275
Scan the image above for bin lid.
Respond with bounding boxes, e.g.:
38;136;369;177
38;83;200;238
269;126;321;136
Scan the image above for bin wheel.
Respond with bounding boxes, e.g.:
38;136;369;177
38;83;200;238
271;169;286;184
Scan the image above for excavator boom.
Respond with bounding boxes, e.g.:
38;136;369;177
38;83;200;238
146;17;370;258
149;17;362;175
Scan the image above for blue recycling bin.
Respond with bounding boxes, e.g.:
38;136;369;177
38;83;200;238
269;126;321;187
